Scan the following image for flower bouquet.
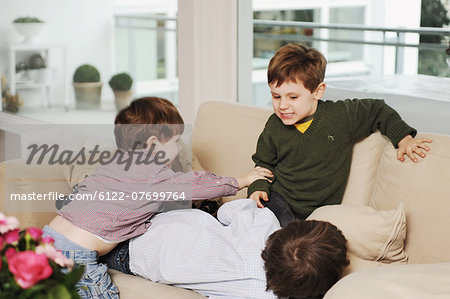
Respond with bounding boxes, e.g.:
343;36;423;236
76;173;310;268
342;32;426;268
0;213;84;299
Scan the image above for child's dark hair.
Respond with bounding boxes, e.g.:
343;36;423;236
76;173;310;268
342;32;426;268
114;97;184;151
267;43;327;93
261;220;349;298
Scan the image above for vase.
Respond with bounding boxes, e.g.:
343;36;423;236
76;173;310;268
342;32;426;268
13;23;45;43
113;90;134;111
73;82;103;109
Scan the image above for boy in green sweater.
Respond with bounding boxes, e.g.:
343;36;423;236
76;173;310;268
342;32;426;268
248;43;432;227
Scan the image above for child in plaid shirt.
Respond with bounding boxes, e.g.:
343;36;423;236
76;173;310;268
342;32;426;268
43;97;272;298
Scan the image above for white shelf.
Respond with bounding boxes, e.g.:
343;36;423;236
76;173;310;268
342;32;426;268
15;82;51;89
5;43;68;111
10;43;65;51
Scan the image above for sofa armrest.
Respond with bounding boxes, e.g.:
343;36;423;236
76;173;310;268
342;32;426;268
0;159;70;228
325;262;450;299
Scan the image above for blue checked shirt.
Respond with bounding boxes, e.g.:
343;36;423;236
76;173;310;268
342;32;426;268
129;198;280;299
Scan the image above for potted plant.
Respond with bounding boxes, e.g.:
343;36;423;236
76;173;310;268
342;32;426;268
1;76;23;113
108;72;133;111
12;17;45;43
73;64;103;109
27;53;51;83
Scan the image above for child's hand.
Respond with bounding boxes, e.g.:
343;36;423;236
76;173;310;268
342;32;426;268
397;135;432;162
249;191;269;208
236;167;273;190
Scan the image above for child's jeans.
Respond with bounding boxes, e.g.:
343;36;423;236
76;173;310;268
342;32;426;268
42;226;119;299
262;191;296;227
99;240;133;275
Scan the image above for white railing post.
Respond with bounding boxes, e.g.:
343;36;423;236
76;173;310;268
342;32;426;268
237;0;253;105
127;17;137;82
395;31;405;74
166;0;177;82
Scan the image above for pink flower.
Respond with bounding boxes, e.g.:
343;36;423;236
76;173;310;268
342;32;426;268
7;251;53;289
4;229;20;244
5;247;16;258
26;227;43;241
41;236;54;245
0;213;19;234
35;244;74;269
0;235;4;250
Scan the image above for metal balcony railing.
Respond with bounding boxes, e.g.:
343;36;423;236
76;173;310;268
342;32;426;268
253;19;450;74
115;13;177;31
114;14;450;82
114;13;177;83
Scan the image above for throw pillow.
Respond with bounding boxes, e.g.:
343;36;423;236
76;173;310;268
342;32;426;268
306;204;407;263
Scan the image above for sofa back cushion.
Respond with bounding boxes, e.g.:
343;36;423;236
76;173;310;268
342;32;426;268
341;132;388;206
370;133;450;264
192;101;272;200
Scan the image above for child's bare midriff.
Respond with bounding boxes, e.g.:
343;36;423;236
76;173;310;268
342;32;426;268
49;215;118;256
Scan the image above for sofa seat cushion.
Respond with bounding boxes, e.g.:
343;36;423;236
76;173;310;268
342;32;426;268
342;255;387;277
109;269;206;299
325;262;450;299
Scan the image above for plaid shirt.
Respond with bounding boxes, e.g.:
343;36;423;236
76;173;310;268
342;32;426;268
57;151;238;242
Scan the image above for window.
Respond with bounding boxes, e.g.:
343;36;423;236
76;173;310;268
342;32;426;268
253;9;320;70
252;1;370;107
113;0;178;104
328;6;365;63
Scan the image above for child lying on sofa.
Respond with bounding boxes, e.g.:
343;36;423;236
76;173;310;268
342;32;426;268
102;198;349;299
43;97;273;299
248;43;433;226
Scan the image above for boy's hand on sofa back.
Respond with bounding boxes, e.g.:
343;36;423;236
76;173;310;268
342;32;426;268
236;167;273;190
249;191;269;208
397;135;432;162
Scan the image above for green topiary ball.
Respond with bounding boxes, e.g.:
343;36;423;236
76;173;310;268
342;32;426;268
73;64;101;83
29;54;46;69
13;17;44;23
108;73;133;91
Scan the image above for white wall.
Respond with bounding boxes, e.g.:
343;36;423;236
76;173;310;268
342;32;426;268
0;0;115;107
178;0;240;124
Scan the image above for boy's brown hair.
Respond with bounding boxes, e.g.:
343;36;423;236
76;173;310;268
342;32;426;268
114;97;184;151
267;43;327;93
261;220;349;298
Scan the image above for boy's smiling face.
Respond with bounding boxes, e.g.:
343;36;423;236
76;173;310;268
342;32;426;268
270;80;325;126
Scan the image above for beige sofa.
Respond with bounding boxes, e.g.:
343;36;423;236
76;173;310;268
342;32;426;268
1;101;450;298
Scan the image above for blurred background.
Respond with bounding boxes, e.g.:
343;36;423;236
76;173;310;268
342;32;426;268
0;0;449;131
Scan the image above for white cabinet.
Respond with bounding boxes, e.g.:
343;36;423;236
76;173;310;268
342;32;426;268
7;43;68;110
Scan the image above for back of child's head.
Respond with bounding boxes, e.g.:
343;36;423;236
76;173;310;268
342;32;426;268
267;43;327;93
261;219;349;298
114;97;184;151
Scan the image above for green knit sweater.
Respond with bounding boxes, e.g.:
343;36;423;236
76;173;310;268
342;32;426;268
248;99;416;220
